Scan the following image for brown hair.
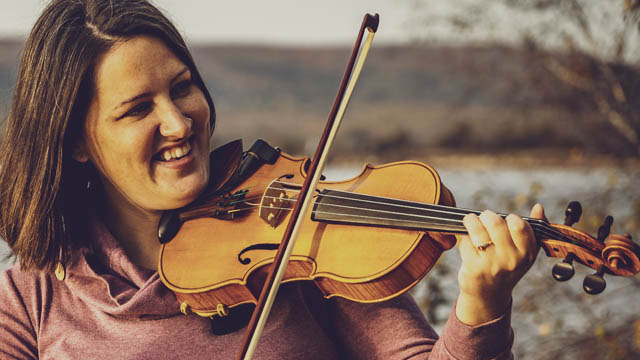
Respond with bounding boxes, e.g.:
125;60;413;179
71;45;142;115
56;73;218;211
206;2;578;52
0;0;216;271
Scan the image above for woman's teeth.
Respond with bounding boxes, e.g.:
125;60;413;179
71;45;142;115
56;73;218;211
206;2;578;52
160;142;191;161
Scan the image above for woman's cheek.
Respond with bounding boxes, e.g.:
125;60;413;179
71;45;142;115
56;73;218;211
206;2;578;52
183;91;210;122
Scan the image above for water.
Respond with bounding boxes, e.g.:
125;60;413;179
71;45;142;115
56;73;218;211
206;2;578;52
324;165;640;358
1;165;638;358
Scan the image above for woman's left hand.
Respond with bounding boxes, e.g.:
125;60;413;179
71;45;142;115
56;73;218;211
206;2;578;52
454;204;544;325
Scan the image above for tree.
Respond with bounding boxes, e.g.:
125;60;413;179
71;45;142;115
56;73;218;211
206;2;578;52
409;0;640;156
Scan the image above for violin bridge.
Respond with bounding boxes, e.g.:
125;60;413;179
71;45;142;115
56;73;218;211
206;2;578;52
259;179;289;228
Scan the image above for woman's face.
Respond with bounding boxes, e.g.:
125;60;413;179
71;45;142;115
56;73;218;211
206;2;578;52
75;35;211;216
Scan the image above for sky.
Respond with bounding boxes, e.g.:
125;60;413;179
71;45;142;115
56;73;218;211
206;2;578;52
0;0;430;46
0;1;631;60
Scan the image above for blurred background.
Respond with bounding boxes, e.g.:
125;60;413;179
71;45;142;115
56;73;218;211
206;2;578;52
1;0;639;358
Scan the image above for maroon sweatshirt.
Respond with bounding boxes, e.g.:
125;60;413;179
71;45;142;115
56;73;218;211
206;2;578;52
0;218;514;359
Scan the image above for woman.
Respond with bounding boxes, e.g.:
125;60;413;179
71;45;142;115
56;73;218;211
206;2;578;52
0;0;542;358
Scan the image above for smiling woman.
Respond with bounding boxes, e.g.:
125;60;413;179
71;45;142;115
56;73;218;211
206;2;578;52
0;0;540;359
75;35;212;268
0;0;215;273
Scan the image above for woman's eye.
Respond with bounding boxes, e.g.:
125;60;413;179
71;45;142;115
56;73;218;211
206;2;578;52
171;80;192;98
122;102;152;118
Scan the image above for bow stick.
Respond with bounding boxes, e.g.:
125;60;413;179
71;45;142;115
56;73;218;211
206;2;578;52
236;13;380;360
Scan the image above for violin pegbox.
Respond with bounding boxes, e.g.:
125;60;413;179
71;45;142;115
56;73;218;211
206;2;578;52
541;201;640;295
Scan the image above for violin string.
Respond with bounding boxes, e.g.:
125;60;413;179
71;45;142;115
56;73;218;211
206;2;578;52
231;190;571;244
270;180;492;215
309;187;576;244
295;185;558;230
234;179;493;219
269;180;521;219
244;200;567;244
217;180;577;244
270;196;465;226
310;209;466;229
239;183;573;244
261;183;574;243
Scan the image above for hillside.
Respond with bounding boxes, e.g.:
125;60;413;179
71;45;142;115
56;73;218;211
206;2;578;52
1;39;638;160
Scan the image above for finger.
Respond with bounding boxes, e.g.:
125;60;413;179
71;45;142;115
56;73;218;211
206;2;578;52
530;203;547;221
456;234;480;264
463;213;493;253
478;210;517;253
506;213;538;258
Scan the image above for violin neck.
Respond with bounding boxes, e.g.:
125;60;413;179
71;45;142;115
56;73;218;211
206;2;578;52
311;189;554;242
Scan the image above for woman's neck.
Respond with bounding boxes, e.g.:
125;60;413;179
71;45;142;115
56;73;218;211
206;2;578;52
101;191;162;271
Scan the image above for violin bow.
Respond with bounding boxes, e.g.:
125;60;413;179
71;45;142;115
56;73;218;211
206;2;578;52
236;13;380;360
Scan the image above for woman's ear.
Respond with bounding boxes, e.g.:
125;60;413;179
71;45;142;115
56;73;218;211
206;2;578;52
72;141;89;163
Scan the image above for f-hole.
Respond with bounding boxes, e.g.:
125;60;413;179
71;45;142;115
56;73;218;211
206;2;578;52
237;243;280;264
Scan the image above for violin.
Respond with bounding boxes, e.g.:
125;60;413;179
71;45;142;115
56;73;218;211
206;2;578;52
157;139;640;320
157;13;639;359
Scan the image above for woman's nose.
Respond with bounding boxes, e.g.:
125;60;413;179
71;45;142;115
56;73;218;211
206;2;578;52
159;108;192;139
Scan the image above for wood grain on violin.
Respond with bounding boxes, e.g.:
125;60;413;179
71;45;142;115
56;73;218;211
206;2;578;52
158;140;640;317
159;141;458;316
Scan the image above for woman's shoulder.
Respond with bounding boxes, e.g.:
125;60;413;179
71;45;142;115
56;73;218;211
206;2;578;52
0;264;49;359
0;263;59;309
2;262;52;284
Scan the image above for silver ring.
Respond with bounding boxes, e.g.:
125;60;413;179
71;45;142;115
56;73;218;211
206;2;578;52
477;242;494;251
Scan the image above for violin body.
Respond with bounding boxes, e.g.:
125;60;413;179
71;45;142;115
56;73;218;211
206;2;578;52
158;140;457;317
159;140;640;319
155;14;640;356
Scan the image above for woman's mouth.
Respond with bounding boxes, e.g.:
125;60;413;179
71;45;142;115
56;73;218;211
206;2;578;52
155;141;192;162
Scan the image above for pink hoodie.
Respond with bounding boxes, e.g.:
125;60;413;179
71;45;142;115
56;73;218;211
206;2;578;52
0;217;514;359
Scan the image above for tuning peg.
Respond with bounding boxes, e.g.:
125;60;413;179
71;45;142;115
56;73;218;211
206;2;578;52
563;201;582;226
583;266;606;295
596;216;614;242
552;253;576;281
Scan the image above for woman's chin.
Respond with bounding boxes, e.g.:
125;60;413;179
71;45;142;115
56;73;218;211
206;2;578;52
163;176;208;208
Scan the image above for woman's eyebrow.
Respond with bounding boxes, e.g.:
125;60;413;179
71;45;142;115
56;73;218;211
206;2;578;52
112;67;190;111
113;92;151;111
170;67;189;84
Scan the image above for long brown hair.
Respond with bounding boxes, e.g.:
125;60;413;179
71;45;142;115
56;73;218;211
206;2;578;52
0;0;216;271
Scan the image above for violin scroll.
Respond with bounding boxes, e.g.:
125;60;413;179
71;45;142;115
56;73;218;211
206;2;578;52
581;233;640;295
602;233;640;276
543;202;640;294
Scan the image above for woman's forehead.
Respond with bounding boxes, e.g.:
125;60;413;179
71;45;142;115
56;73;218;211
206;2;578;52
92;35;188;109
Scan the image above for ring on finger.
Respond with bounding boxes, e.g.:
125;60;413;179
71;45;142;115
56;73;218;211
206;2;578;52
477;242;494;251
